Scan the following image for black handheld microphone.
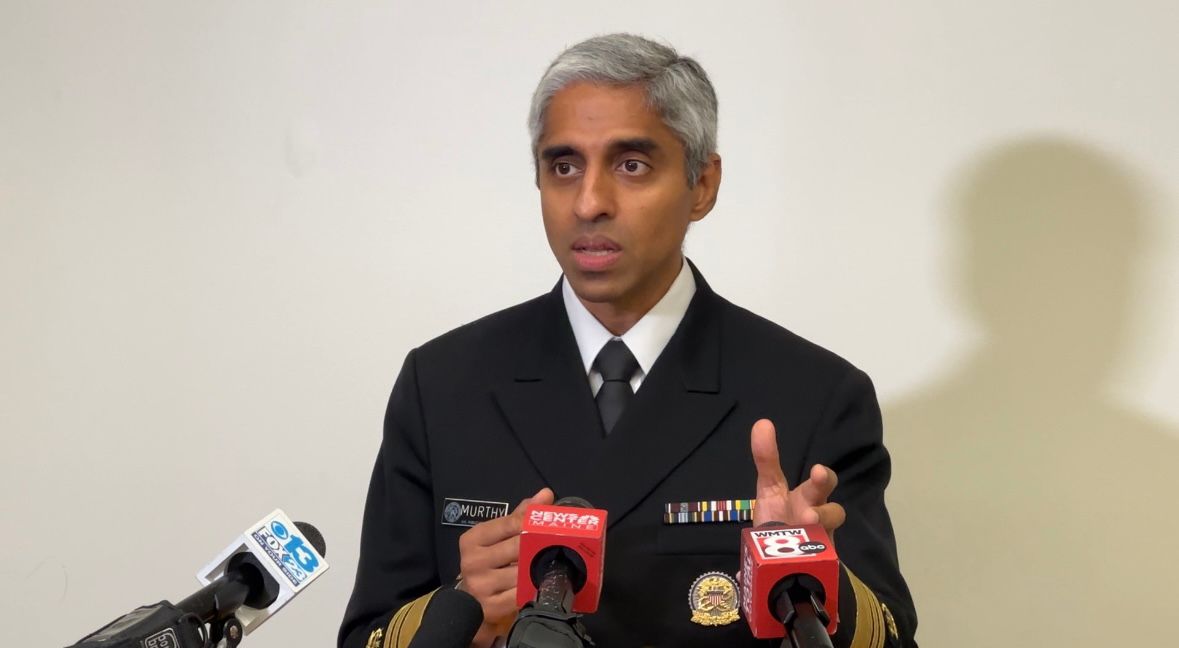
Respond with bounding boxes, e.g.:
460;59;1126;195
69;512;328;648
176;520;326;623
740;522;839;648
531;495;594;616
506;496;600;648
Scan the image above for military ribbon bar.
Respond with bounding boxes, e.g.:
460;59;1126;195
662;499;756;524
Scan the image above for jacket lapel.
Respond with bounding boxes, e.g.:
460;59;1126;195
596;270;735;526
492;283;607;500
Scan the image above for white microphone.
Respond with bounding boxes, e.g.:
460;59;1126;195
189;508;329;635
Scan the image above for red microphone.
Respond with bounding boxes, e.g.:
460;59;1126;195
740;523;839;644
515;498;607;613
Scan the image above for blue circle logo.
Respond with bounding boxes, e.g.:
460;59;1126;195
443;502;463;524
271;520;290;540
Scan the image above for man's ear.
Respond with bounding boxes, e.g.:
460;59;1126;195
690;153;722;222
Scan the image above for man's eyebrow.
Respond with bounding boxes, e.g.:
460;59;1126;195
540;138;660;162
539;145;580;162
609;138;659;156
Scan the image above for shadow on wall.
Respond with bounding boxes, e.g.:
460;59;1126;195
884;138;1178;647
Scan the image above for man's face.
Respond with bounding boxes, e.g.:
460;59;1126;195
537;82;720;317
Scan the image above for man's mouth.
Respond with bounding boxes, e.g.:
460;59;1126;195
571;237;622;270
572;237;621;254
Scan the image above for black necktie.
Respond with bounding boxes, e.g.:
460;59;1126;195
594;339;639;435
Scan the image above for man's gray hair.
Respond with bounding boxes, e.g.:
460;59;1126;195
528;33;718;186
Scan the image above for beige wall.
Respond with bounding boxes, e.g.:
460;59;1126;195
2;2;1176;646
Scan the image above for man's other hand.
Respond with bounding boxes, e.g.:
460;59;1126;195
750;418;846;536
457;486;555;648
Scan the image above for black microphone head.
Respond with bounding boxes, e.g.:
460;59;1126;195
405;587;484;648
554;496;593;509
294;521;326;557
530;496;594;596
227;552;281;610
529;546;588;594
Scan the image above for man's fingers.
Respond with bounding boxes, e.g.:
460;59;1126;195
472;535;521;571
748;422;845;535
512;487;555;514
531;487;555;506
792;505;820;526
794;464;839;507
483;586;519;610
462;564;518;601
814;502;846;534
461;515;521;550
463;486;555;548
480;587;522;631
751;418;794;527
474;586;522;638
751;419;789;490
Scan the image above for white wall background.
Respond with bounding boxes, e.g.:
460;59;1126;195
3;2;1177;646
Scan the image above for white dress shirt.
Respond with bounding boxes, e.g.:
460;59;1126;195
561;259;696;396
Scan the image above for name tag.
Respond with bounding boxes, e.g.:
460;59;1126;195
441;498;510;527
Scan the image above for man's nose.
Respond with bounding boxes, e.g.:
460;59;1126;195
573;165;616;222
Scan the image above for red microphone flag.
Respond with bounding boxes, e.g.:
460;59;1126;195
516;503;608;613
739;523;840;639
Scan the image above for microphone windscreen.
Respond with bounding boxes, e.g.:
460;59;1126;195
406;588;484;648
294;521;327;557
554;496;593;509
517;500;607;613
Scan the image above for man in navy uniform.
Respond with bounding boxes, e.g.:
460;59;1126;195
340;34;916;648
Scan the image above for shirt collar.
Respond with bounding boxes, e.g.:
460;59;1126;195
561;259;697;377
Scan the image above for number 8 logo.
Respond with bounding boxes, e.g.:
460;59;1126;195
760;535;802;558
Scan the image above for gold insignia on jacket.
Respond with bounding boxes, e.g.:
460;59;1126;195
882;602;900;641
688;571;740;626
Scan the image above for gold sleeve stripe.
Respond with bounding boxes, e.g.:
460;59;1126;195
849;577;877;648
382;589;438;648
846;568;886;648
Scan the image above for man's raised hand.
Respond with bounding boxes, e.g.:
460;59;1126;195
750;418;846;535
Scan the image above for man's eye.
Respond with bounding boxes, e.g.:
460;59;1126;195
619;159;650;175
553;162;576;176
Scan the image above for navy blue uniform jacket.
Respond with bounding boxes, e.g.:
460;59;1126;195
340;264;917;647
